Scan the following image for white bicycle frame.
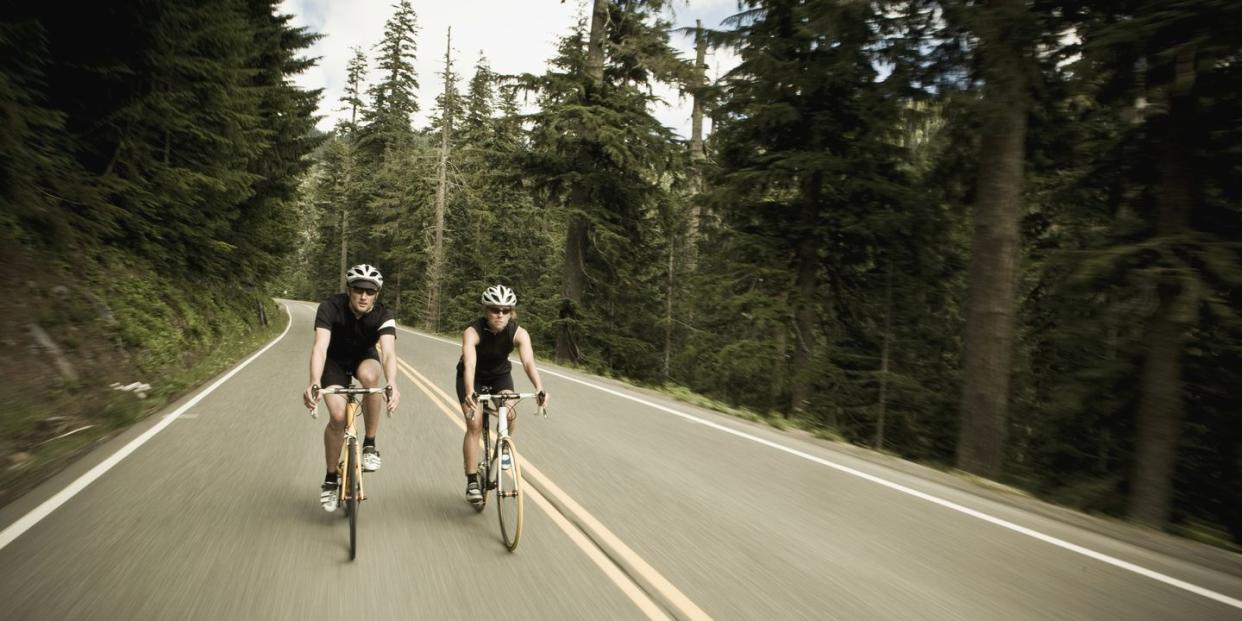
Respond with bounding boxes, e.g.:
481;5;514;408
477;392;545;474
477;392;545;433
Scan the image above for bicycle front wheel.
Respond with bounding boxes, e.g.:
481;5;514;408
495;437;523;551
347;438;359;560
474;424;490;513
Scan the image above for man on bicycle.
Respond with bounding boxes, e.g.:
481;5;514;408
302;263;402;511
458;284;548;504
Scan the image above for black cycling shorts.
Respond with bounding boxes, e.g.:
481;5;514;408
320;348;381;388
456;370;514;404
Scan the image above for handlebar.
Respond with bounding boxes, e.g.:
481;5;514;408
473;391;548;418
309;384;392;419
318;386;390;397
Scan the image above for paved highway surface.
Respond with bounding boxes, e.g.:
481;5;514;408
1;301;1240;620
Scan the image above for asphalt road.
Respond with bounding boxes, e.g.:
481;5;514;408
1;301;1240;620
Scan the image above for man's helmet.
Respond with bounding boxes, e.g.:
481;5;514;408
480;284;517;307
346;264;383;289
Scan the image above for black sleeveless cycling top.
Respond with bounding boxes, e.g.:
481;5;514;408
458;317;517;377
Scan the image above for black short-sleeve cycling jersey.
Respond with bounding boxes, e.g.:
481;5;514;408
314;293;397;363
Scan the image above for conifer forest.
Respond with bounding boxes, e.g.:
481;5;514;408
3;0;1241;546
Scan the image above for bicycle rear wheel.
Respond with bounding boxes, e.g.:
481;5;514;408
347;438;359;560
495;437;523;551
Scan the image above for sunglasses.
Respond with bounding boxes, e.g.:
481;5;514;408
487;306;513;315
350;287;378;297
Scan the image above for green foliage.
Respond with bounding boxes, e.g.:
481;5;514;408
361;0;420;152
1;0;320;284
514;3;686;378
1008;0;1242;536
262;0;1242;546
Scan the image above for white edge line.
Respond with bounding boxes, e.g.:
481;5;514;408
401;326;1242;611
0;303;295;551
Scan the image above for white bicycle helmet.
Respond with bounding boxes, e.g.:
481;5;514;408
480;284;517;307
346;264;383;289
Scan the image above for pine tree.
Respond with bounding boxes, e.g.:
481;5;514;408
1064;0;1242;529
955;0;1038;479
338;46;369;134
0;16;99;246
521;1;684;375
228;0;323;284
705;0;916;422
362;0;419;152
424;28;461;331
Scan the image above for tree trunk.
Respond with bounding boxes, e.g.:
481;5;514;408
1129;281;1190;528
394;269;402;317
790;174;822;419
769;325;787;415
663;236;674;381
338;139;355;293
875;260;893;450
557;214;587;364
686;19;708;270
586;0;608;85
425;28;453;333
957;0;1031;479
1129;46;1197;529
339;208;348;292
556;0;608;364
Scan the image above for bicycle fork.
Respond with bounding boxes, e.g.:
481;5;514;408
338;404;366;504
494;406;518;499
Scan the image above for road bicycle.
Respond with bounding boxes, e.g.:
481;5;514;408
311;384;390;561
472;390;546;551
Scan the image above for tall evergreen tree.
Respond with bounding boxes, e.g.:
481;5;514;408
955;0;1037;479
424;28;461;331
1055;0;1242;529
705;0;915;421
338;46;369;134
521;1;684;375
362;0;419;152
229;0;323;284
0;16;99;246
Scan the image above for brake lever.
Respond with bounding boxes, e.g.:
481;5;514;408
309;385;320;419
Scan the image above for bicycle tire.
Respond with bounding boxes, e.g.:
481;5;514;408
347;438;359;560
496;436;523;551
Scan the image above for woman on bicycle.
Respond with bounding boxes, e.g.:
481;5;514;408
457;284;548;504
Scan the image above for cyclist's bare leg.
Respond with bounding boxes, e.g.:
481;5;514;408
499;389;517;437
355;359;384;441
322;390;348;473
462;400;482;474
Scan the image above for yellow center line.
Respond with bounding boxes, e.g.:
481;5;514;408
395;356;709;621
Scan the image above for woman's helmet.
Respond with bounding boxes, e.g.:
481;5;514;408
480;284;517;306
346;264;383;289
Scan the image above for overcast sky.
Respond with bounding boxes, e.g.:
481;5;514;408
277;0;741;138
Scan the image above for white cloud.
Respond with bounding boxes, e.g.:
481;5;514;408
278;0;741;139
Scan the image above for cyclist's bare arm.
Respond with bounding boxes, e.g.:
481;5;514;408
304;327;332;409
378;332;400;412
461;326;481;413
514;327;548;407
